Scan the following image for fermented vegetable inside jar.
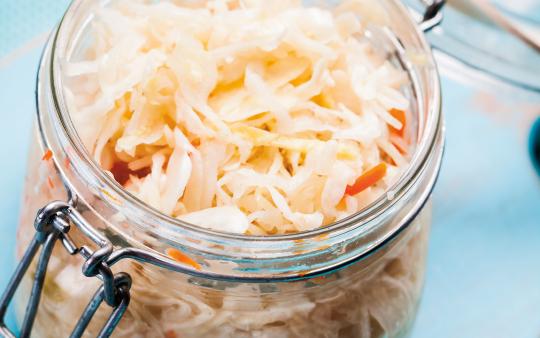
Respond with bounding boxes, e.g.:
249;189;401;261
64;0;414;236
14;1;442;338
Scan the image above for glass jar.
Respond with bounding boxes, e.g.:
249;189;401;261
7;1;444;337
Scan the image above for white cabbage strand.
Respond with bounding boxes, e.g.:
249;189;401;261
66;0;411;236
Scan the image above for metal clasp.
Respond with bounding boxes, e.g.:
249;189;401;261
0;201;132;338
416;0;446;32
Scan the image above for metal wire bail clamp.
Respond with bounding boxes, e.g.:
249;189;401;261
0;201;132;338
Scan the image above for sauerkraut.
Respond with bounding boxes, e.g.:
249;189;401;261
16;139;430;337
64;0;412;235
13;1;434;338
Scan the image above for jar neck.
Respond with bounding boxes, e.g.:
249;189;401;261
37;0;443;280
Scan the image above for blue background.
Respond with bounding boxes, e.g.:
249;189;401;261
0;1;539;337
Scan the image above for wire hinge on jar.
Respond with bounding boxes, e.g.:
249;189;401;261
0;201;132;338
416;0;446;32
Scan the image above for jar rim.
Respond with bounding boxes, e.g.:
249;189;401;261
40;0;443;278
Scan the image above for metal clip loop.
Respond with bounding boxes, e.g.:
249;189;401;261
0;201;132;338
421;0;446;32
413;0;446;32
70;273;132;338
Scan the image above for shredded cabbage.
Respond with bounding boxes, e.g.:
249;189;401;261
15;3;431;338
65;0;412;235
17;197;430;338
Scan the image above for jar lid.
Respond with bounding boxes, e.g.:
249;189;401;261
407;0;540;92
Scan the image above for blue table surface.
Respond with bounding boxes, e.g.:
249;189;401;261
1;1;539;338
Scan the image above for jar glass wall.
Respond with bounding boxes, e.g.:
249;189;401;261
14;1;444;337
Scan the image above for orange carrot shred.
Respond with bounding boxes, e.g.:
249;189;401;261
47;177;55;190
345;163;387;196
42;150;53;161
166;248;202;271
391;138;408;155
389;109;406;137
165;330;177;338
